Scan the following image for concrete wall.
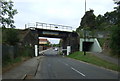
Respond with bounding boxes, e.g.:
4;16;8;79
62;32;79;55
20;29;38;47
80;38;102;52
69;33;79;53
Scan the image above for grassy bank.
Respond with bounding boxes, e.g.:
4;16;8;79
97;38;106;47
67;51;120;72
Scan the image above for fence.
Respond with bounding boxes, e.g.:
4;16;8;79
26;22;73;32
2;44;34;66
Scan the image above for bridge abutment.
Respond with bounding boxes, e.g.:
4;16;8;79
62;32;79;55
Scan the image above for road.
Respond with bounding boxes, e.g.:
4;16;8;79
34;48;118;79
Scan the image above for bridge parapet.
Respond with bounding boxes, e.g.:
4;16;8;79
26;22;73;32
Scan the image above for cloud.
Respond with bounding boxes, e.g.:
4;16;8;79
13;0;115;30
39;37;60;44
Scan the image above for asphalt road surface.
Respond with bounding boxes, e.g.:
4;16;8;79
34;48;118;79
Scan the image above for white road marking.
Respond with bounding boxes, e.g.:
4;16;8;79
65;63;69;66
58;60;69;66
71;67;86;77
58;60;86;77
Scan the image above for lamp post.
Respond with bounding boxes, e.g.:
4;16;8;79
85;0;86;13
83;0;87;55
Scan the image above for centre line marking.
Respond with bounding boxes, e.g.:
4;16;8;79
58;60;69;66
71;67;86;77
65;63;69;66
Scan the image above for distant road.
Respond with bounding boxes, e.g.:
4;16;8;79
34;48;118;79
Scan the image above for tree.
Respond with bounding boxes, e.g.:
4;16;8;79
114;1;120;25
110;26;120;56
0;0;18;28
95;9;118;31
96;14;105;30
76;9;96;38
104;11;117;25
80;9;96;30
110;1;120;56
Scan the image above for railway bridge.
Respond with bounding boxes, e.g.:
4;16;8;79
25;22;79;55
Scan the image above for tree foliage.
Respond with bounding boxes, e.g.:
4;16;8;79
2;28;19;45
95;1;119;31
80;9;96;30
95;11;118;31
110;26;120;55
110;1;120;56
76;9;96;37
0;0;18;28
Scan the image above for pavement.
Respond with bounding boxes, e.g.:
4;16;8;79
2;56;41;79
91;52;119;65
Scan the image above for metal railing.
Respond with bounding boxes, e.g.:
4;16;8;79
26;22;73;32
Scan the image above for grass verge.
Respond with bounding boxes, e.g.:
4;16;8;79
67;51;120;72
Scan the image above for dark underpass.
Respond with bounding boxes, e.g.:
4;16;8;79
83;42;94;51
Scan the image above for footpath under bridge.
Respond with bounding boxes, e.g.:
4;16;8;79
26;22;73;32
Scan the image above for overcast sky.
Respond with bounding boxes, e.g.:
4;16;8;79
12;0;116;44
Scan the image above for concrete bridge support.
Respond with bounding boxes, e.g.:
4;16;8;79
68;32;79;53
62;32;79;55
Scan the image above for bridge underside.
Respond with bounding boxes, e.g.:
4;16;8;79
30;28;79;55
36;28;71;38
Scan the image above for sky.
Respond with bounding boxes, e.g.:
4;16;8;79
39;37;60;44
12;0;117;44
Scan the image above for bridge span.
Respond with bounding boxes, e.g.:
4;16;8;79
22;22;79;55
